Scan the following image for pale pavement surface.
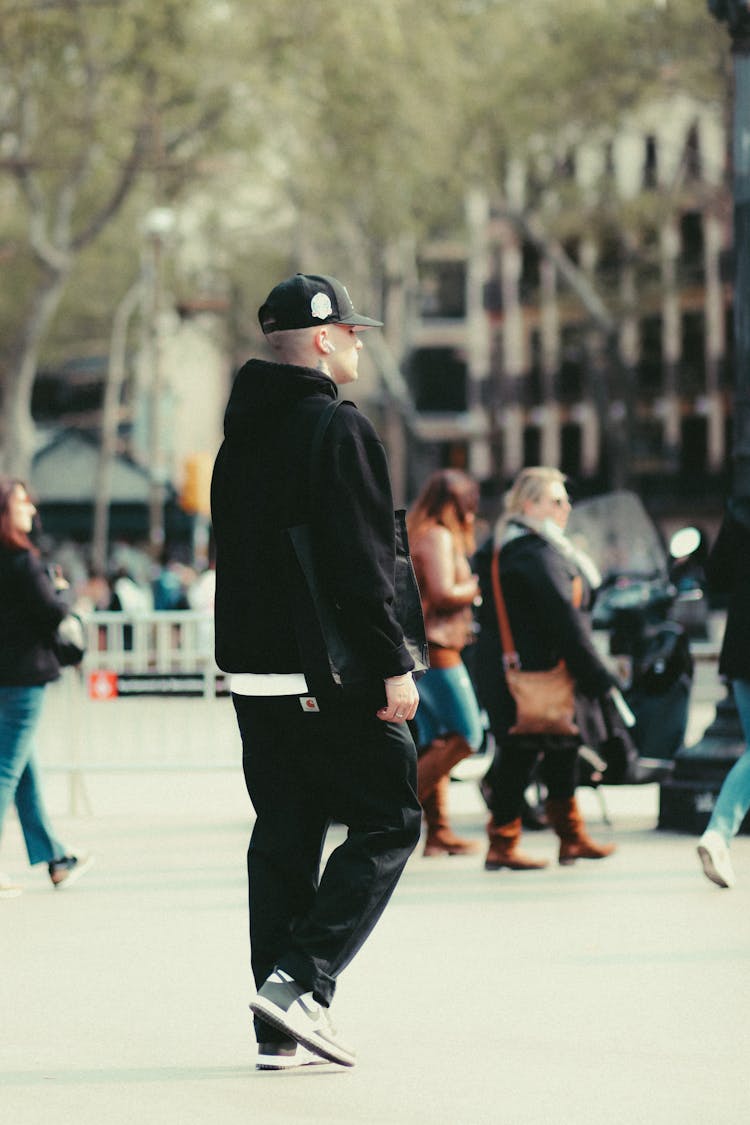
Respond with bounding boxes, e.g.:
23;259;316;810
2;692;749;1125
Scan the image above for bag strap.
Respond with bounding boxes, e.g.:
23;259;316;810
491;548;584;670
308;399;346;515
490;548;520;671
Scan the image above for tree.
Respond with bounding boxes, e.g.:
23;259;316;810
0;0;230;478
0;0;732;493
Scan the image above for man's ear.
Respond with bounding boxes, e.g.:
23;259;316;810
316;329;335;355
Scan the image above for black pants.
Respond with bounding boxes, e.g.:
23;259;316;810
486;735;579;826
232;693;421;1041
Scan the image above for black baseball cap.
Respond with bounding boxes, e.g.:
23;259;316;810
258;273;383;334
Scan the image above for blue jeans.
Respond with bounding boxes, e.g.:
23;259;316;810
0;685;65;865
706;678;750;843
414;660;484;751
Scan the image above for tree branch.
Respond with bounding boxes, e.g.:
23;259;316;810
498;205;617;336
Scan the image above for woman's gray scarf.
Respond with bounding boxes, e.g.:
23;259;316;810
494;514;602;591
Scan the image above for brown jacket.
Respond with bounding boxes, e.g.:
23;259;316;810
410;524;477;652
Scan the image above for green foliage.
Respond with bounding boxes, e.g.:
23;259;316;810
0;0;235;366
0;0;733;394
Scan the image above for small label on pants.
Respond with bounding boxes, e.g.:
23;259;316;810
300;696;320;713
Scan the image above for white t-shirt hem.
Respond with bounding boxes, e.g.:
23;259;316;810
229;672;309;697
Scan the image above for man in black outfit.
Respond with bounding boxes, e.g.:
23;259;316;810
211;274;422;1071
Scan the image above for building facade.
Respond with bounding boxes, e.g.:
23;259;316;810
402;93;732;522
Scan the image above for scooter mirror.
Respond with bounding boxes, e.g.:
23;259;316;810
669;526;701;559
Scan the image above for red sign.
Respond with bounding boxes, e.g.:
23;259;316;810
88;670;119;700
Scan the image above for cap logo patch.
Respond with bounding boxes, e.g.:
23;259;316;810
311;292;333;320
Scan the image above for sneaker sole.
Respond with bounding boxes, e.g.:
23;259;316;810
697;845;732;889
256;1049;329;1071
250;995;355;1068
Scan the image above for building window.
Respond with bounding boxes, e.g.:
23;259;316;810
680;212;704;285
408;347;468;412
633;417;667;473
681;312;706;395
417;260;466;318
680;416;708;478
638;316;663;396
523;425;541;466
520;242;541;305
644;135;658;189
683;124;701;182
556;325;585;403
442;442;469;470
560;424;582;478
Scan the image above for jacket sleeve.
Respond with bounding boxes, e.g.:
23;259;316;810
15;552;68;636
316;405;414;678
413;526;476;611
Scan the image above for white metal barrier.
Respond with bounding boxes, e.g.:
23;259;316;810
36;610;725;814
37;611;240;812
81;610;220;694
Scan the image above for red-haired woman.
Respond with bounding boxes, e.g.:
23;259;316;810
407;469;484;856
0;477;93;897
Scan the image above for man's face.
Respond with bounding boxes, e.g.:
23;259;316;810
326;324;365;385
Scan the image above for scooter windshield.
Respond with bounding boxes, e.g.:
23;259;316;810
567;490;668;584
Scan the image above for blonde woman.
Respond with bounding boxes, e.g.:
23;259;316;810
408;469;484;856
474;467;617;871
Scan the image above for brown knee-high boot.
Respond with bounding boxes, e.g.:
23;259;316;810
416;734;473;804
422;775;480;856
545;796;617;866
484;817;549;871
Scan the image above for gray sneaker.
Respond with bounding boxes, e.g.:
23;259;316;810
250;970;356;1067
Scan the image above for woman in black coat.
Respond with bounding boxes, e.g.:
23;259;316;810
0;476;92;896
696;499;750;889
474;467;617;871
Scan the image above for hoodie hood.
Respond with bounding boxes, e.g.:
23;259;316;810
223;358;337;443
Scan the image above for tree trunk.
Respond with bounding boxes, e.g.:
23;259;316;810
0;270;69;480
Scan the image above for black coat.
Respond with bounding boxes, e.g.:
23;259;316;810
705;505;750;680
211;358;414;685
0;546;66;686
473;524;615;737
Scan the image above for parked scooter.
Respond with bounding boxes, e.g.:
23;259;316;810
567;491;695;784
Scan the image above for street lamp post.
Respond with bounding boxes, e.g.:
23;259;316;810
658;2;750;831
143;207;175;559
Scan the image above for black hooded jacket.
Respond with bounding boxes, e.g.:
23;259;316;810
705;504;750;680
211;358;414;684
0;545;66;686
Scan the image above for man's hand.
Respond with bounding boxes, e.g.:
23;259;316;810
378;672;419;723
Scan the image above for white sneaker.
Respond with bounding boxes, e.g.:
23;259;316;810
49;853;95;889
697;831;736;889
251;970;356;1067
0;873;22;899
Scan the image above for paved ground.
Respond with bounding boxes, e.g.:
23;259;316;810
2;694;750;1125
